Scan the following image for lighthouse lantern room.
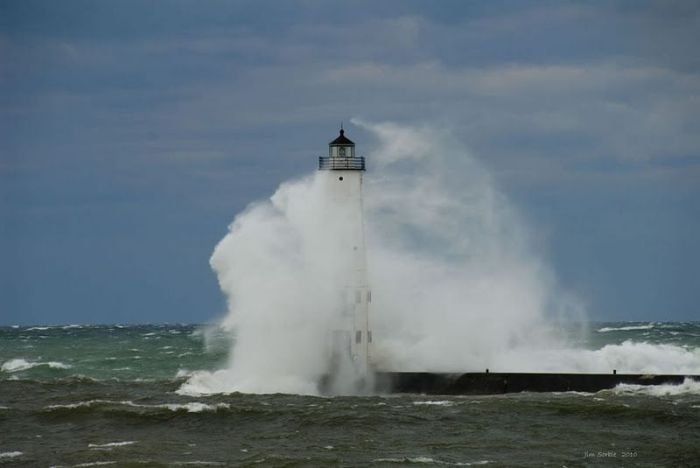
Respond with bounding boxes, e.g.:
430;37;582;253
319;128;365;171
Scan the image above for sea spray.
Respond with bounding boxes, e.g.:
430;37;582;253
179;121;578;395
197;171;369;394
484;341;700;374
180;121;700;395
612;377;700;396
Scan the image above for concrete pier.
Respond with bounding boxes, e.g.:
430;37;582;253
374;372;699;395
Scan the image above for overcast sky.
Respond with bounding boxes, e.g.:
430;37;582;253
1;0;699;325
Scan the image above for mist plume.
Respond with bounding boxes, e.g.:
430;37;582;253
178;121;700;396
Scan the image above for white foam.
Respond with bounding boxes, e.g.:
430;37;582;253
373;457;490;466
0;452;23;459
46;400;228;413
88;441;136;449
1;358;71;372
171;462;224;466
481;341;700;374
413;400;453;406
47;361;72;369
48;400;104;409
1;358;34;372
612;378;700;396
161;402;230;413
73;462;117;467
597;325;656;333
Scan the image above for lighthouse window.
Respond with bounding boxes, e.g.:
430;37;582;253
339;147;346;156
367;291;372;303
355;331;362;343
368;331;373;343
339;176;343;181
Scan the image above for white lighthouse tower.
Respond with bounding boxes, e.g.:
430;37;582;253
318;127;372;391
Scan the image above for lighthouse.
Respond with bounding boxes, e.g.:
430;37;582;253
318;127;372;391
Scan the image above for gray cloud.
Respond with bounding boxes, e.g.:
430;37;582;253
2;0;699;323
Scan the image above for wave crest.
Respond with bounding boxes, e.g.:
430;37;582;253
45;400;231;413
1;358;72;373
612;378;700;396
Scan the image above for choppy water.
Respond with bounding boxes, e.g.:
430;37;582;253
1;322;699;467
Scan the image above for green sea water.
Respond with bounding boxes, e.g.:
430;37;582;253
1;322;699;467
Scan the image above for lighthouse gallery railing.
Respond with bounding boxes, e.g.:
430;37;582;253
318;156;365;171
